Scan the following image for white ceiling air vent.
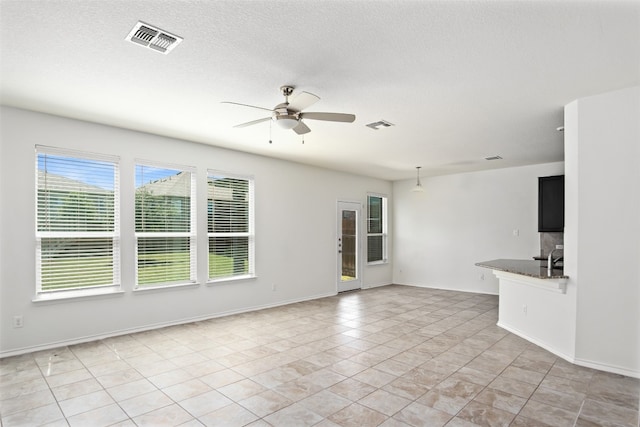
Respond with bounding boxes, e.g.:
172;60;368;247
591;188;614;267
126;21;182;54
484;155;503;161
366;120;394;130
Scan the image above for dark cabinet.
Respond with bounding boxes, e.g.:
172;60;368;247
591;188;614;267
538;175;564;232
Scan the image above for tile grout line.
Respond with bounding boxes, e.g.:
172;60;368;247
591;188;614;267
574;399;586;427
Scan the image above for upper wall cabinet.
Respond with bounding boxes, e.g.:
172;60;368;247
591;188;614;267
538;175;565;232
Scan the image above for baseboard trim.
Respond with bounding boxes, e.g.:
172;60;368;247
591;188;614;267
396;282;498;296
0;291;336;359
496;321;577;364
573;357;640;379
362;281;393;290
497;322;640;378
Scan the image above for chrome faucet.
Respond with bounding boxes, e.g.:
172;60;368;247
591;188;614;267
547;245;564;275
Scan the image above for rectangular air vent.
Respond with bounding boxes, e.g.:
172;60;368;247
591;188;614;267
484;155;503;161
366;120;394;130
126;21;182;54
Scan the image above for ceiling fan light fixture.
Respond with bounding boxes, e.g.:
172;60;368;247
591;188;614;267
411;166;425;193
275;115;299;129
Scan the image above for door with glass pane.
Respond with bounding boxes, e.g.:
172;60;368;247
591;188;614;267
337;201;361;292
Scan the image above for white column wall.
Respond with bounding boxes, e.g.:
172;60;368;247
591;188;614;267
565;86;640;376
0;106;393;355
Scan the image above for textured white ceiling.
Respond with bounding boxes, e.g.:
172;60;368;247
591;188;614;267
1;1;638;180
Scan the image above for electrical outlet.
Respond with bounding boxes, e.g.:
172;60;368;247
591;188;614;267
13;315;23;328
522;305;528;315
512;229;519;237
480;273;485;281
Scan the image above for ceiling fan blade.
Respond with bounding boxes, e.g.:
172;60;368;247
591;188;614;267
299;112;356;123
292;121;311;135
288;91;320;112
233;117;272;128
221;101;273;112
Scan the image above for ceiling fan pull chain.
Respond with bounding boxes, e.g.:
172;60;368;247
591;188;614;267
269;119;273;144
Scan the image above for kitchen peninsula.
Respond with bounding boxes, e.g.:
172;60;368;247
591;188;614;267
477;259;574;361
476;258;568;291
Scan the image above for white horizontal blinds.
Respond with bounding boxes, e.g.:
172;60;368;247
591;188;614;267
136;237;191;285
367;195;386;263
208;172;254;280
39;238;115;291
135;163;196;287
35;147;120;292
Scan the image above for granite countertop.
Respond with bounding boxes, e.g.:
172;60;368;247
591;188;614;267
476;259;569;280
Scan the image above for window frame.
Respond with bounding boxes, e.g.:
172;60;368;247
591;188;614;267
134;160;197;289
34;145;121;299
207;170;255;283
366;193;388;265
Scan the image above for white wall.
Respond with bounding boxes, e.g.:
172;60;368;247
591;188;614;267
392;162;564;294
565;86;639;376
0;106;393;356
497;273;577;362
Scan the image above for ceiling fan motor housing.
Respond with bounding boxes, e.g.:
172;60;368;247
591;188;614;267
273;102;300;129
274;113;299;129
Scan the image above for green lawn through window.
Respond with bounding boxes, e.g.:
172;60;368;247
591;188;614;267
41;256;114;291
41;253;247;290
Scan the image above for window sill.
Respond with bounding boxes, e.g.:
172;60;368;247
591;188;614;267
207;274;257;285
33;286;124;304
367;260;388;266
133;282;199;293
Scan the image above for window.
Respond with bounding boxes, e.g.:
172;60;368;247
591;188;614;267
367;194;387;263
207;171;254;281
36;146;120;294
135;163;196;287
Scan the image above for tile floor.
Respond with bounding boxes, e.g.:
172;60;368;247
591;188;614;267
1;285;638;427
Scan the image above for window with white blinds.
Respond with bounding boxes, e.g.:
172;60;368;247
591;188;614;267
135;163;196;287
35;146;120;293
207;171;254;281
367;194;388;264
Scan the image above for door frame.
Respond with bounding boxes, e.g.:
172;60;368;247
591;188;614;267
336;200;362;293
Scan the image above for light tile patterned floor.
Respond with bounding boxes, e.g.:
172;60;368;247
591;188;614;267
1;285;638;426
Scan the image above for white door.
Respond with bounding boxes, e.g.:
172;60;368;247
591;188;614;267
337;201;361;292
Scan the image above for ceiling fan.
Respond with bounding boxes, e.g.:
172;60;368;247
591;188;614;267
222;86;356;135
